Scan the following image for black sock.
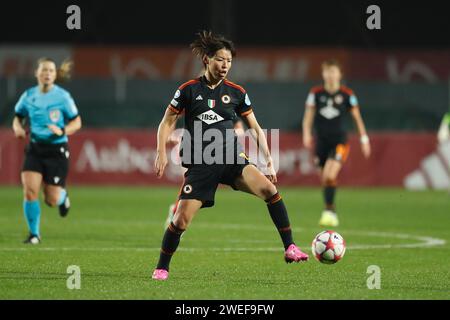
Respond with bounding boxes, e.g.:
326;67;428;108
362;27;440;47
324;186;336;211
266;193;294;250
156;222;184;271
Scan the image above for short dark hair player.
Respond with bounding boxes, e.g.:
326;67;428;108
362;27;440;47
152;31;309;280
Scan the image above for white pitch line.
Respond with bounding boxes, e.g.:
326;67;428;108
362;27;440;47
338;230;447;249
0;236;445;252
0;225;446;252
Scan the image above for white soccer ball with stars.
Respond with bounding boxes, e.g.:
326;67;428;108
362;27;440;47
311;230;346;264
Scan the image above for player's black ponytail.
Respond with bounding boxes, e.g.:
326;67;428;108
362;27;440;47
190;30;236;63
36;57;73;82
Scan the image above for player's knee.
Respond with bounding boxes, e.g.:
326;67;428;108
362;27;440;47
322;176;337;187
172;210;191;230
44;192;59;207
261;182;277;200
23;187;39;201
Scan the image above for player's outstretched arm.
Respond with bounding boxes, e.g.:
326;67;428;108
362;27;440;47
243;112;277;183
155;108;179;178
350;107;371;158
12;116;27;139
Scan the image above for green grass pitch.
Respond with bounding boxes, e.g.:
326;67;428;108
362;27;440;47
0;186;449;299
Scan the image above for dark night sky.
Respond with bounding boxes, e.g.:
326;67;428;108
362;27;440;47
1;0;449;48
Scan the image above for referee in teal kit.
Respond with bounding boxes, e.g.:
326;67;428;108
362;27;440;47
12;58;82;244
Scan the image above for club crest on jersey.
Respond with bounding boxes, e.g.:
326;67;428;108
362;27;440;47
207;99;216;108
221;95;231;104
334;94;344;104
196;109;224;124
183;184;193;194
320;104;340;119
49;109;61;122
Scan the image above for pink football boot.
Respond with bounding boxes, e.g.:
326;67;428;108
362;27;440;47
152;269;169;280
284;244;309;263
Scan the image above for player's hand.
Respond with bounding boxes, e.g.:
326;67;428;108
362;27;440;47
155;151;168;178
13;127;27;139
303;133;313;149
265;159;278;183
361;142;371;159
48;124;64;136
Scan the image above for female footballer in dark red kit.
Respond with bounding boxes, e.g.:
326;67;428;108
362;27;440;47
302;59;371;227
152;31;309;280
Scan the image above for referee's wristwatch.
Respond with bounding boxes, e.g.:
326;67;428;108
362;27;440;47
60;127;66;136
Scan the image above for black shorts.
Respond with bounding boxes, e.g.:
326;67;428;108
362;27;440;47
22;142;70;186
315;137;350;168
179;160;251;208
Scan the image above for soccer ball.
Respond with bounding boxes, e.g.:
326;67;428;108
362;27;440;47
311;230;346;264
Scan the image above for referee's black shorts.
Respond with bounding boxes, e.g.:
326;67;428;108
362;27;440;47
179;159;252;208
22;142;70;186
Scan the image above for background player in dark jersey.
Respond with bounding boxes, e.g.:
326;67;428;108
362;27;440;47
12;58;82;244
302;59;370;227
152;31;308;281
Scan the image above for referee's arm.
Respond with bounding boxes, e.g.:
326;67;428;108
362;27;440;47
48;116;82;136
12;116;27;139
65;116;82;135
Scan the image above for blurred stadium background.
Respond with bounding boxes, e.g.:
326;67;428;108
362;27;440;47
0;0;449;190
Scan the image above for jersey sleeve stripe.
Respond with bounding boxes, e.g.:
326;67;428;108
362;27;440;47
179;79;200;90
167;105;181;114
240;109;253;117
310;85;324;94
340;85;354;96
224;80;246;93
